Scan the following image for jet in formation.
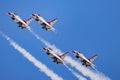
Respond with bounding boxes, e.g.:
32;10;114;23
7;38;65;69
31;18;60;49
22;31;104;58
72;50;97;67
32;14;58;31
8;12;57;31
8;12;33;29
7;12;98;67
43;47;68;64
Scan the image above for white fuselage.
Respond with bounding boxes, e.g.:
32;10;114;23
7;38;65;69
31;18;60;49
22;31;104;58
33;14;55;30
74;51;92;66
44;48;63;64
8;13;29;28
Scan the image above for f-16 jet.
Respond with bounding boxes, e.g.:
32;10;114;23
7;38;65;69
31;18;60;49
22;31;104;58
32;14;58;31
43;47;68;64
8;12;33;29
72;50;97;67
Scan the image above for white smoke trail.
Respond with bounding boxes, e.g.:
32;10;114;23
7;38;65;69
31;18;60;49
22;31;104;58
28;29;62;54
63;63;87;80
28;29;87;80
64;56;110;80
0;32;63;80
28;29;111;80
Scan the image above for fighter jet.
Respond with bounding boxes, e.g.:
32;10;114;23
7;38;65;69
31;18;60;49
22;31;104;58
8;12;33;29
43;47;68;64
32;14;58;31
72;50;97;67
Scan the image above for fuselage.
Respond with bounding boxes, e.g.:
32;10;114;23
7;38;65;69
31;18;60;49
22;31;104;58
43;48;63;64
72;50;92;67
32;14;55;30
8;12;29;29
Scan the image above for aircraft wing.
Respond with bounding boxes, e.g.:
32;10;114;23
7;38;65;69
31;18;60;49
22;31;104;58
23;17;33;24
89;55;98;62
48;18;58;26
58;52;68;59
85;55;98;66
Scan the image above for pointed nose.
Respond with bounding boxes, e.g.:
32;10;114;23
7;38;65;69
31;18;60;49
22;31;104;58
8;12;12;15
43;48;46;50
72;50;76;53
32;14;35;16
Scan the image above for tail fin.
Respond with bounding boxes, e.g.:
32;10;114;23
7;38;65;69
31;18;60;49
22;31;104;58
47;18;58;26
88;54;98;62
23;17;34;24
58;52;68;59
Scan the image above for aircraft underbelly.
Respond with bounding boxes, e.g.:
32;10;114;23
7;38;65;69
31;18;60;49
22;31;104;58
86;62;91;66
46;25;52;29
22;25;27;28
13;18;21;24
14;19;19;23
49;53;55;58
38;20;44;24
78;57;84;61
37;17;47;25
13;18;27;28
57;59;62;63
20;23;28;28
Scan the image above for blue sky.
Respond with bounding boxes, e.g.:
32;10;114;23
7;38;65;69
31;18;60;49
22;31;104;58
0;0;120;80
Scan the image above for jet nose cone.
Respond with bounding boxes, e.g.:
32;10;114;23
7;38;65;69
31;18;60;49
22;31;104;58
43;48;46;50
32;14;35;16
72;50;76;53
8;12;12;15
